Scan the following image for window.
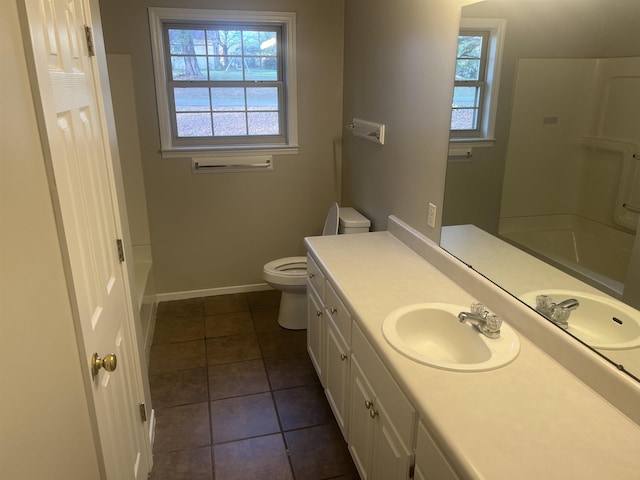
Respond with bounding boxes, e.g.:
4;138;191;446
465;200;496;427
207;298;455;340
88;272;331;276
451;31;488;134
450;18;506;145
149;8;298;157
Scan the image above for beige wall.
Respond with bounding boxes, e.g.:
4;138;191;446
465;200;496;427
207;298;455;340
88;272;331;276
341;0;465;240
107;54;152;247
99;0;345;295
0;2;101;478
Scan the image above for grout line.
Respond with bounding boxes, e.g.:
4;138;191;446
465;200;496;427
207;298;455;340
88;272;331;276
203;323;216;478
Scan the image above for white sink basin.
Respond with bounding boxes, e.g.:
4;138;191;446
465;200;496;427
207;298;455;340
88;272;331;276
382;303;520;372
520;289;640;350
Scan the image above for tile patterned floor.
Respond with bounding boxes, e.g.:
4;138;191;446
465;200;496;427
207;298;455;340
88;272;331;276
148;291;360;480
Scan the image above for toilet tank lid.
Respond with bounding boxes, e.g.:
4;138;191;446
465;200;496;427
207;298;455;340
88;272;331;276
339;207;371;228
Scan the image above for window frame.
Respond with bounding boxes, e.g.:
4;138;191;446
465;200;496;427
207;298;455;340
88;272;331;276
451;30;490;138
450;18;506;148
149;8;298;158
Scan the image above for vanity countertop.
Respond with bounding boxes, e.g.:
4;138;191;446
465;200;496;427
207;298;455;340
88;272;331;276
304;229;640;480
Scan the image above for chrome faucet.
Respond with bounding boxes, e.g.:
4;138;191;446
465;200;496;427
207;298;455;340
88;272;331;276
534;295;579;329
458;302;502;339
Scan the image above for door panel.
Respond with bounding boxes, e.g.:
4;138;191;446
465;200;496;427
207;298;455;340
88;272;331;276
21;0;149;478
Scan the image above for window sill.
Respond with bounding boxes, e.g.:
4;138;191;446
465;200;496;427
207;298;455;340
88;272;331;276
447;138;496;162
448;138;496;149
160;144;300;159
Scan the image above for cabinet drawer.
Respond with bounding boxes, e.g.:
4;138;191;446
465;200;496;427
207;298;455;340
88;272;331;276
306;254;325;299
325;282;352;343
352;322;416;444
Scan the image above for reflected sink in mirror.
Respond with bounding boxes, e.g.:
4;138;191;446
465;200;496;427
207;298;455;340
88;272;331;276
382;303;520;372
520;290;640;350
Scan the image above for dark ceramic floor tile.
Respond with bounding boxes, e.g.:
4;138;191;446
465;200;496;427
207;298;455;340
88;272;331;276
251;307;281;332
154;402;210;453
213;434;293;480
285;422;357;480
274;384;333;431
208;359;270;400
149;340;207;374
205;311;254;338
210;392;280;444
157;298;204;318
206;333;261;365
203;294;250;315
264;352;320;391
247;289;281;310
149;447;212;480
258;329;308;358
153;315;205;344
150;367;208;408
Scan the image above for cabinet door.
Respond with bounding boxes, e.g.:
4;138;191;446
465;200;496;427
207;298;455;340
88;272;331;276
415;420;459;480
325;317;350;439
307;288;324;384
348;355;375;480
371;398;414;480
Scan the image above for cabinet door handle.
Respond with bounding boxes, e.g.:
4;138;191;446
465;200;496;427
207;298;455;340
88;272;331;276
364;400;373;410
370;409;379;419
309;273;315;278
330;307;338;315
340;353;347;361
316;310;322;317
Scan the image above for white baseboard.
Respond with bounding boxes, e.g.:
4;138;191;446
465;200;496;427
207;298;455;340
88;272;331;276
156;283;274;303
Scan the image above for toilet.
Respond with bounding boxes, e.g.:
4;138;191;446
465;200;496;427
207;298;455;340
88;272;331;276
262;203;370;329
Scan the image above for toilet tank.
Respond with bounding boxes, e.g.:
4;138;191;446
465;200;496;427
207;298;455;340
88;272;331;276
339;207;371;234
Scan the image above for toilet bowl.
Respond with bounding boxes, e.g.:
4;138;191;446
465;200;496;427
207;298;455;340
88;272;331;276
263;203;370;329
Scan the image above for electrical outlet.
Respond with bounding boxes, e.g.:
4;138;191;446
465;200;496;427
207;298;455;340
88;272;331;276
427;203;437;228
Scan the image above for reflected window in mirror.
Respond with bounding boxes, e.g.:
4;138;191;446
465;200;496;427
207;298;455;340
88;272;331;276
450;18;506;148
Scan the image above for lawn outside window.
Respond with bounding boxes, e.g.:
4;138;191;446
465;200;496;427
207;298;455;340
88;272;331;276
149;8;298;158
450;18;506;149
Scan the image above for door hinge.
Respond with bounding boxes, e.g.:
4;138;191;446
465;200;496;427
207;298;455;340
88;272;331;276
139;403;147;422
84;25;95;57
116;238;125;263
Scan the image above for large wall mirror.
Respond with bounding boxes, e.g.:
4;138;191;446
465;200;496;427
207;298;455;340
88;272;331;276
441;0;640;382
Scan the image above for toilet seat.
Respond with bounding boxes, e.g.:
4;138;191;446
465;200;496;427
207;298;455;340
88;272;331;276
262;203;339;289
263;256;308;287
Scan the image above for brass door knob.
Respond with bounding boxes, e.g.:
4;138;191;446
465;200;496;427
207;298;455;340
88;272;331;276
340;353;348;361
316;310;322;317
364;400;373;409
91;352;117;378
370;409;379;419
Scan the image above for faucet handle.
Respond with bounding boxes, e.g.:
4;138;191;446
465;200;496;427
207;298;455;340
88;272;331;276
535;295;553;313
551;306;570;323
470;302;487;317
485;313;502;333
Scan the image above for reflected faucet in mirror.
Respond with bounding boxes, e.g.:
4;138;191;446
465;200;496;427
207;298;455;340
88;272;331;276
440;0;640;384
534;295;579;330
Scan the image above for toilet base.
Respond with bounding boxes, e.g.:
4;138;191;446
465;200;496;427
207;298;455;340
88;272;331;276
277;290;307;330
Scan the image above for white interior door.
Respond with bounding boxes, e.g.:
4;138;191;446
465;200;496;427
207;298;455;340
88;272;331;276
20;0;150;478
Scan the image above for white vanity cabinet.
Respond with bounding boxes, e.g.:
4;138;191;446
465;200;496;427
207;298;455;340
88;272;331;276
306;255;325;382
348;322;417;480
324;282;352;438
306;255;352;438
413;420;459;480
